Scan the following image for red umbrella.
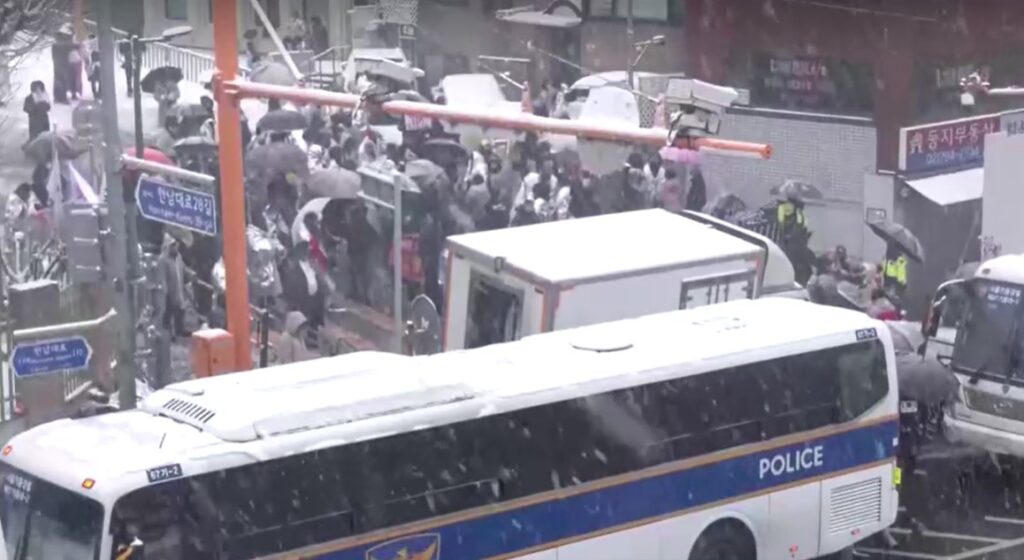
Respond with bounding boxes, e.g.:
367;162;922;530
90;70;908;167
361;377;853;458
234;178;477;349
125;147;173;166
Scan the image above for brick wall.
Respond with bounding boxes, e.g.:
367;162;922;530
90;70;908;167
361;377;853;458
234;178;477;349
701;108;880;257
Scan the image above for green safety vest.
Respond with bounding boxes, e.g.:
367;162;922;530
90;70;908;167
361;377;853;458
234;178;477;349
777;201;806;227
884;255;907;287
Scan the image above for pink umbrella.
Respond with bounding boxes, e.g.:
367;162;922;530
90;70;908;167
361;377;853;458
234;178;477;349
659;146;703;166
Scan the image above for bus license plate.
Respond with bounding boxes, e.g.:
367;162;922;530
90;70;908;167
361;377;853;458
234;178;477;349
900;400;919;414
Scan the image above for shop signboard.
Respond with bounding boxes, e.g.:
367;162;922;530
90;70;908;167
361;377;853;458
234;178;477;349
898;114;1000;174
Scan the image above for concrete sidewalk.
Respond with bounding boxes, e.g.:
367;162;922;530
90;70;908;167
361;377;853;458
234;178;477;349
0;43;268;194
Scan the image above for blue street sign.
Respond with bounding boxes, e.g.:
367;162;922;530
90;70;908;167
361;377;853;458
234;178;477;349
11;337;93;378
136;175;218;236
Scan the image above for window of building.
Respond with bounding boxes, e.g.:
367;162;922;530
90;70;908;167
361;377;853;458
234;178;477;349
164;0;189;21
736;52;876;115
588;0;676;22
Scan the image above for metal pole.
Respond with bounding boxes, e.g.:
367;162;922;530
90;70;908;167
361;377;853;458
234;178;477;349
248;0;304;81
130;35;170;388
393;181;403;354
213;0;254;371
626;0;635;89
132;38;144;158
96;0;138;409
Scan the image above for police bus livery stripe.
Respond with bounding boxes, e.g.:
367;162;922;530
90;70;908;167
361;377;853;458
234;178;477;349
307;418;898;560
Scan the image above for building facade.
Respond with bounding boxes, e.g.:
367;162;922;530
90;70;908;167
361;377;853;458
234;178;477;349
140;0;351;52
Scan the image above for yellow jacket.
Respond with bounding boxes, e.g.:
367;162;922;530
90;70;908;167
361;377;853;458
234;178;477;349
884;255;907;286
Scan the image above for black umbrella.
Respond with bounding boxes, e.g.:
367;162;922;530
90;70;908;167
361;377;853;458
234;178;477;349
404;159;445;188
419;138;468;160
866;218;926;263
306;168;362;199
703;193;748;220
250;61;296;87
23;130;88;164
770;179;823;201
245;142;310;200
257;110;308;133
140;66;184;94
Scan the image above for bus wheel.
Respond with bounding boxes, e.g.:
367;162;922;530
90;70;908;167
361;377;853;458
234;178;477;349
688;519;756;560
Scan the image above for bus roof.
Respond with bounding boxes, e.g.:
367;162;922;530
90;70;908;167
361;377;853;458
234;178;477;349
446;209;761;285
1;299;888;503
975;254;1024;285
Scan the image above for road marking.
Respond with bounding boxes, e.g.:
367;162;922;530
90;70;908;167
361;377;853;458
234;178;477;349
948;533;1024;559
854;547;945;559
984;515;1024;526
886;527;1004;544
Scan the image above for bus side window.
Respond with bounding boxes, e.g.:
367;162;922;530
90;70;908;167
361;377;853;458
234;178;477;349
836;341;889;422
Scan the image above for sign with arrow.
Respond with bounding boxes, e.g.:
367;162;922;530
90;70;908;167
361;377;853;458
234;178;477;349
11;336;93;378
136;175;218;236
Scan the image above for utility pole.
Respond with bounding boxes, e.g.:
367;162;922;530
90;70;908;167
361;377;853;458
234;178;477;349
213;0;254;371
626;0;635;89
96;0;138;409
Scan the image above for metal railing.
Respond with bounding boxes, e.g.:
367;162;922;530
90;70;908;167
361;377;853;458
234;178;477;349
301;45;350;89
139;41;217;85
80;15;242;84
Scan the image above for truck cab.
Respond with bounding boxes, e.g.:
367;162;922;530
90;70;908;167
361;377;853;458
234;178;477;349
923;254;1024;456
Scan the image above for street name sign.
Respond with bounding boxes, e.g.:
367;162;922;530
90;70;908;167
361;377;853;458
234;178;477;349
11;336;93;378
136;175;218;236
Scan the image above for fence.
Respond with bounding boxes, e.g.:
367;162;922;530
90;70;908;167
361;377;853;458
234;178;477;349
301;45;350;89
81;16;223;85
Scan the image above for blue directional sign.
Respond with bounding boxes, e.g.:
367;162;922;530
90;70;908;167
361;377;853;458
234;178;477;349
11;337;93;378
136;175;218;236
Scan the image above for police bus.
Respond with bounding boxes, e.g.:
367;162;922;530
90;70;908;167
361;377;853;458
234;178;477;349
0;298;899;560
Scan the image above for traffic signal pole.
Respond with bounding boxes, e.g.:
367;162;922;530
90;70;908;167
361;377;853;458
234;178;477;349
96;0;138;408
212;0;253;371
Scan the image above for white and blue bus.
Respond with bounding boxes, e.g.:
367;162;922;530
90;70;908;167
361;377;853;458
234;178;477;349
0;298;898;560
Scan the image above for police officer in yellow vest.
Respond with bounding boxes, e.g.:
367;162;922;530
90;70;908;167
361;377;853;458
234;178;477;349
882;245;908;301
777;197;805;232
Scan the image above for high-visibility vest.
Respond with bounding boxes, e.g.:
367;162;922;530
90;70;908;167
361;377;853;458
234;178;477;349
884;255;907;287
777;201;806;228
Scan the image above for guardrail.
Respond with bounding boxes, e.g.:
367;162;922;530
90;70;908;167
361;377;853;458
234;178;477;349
80;15;245;84
139;41;216;85
302;45;350;88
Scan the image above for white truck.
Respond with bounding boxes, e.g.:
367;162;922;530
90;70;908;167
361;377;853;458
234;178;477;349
911;128;1024;457
442;208;801;351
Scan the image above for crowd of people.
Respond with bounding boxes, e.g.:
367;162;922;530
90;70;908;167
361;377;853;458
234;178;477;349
5;23;917;374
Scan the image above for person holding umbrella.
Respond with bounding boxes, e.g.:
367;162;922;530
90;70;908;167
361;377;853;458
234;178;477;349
882;244;908;303
866;218;923;309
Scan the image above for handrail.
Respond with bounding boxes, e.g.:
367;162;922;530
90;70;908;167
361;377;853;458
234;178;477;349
79;14;247;83
13;308;117;341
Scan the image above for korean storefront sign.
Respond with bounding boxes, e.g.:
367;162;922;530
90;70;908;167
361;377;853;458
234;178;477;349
898;114;999;174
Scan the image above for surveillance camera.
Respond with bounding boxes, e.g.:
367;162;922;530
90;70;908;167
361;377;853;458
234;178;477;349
665;78;739;115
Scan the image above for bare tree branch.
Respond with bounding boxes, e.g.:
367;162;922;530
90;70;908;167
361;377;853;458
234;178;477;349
1;0;64;63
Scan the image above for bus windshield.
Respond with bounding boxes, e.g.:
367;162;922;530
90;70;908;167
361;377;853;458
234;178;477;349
0;464;103;560
953;279;1024;379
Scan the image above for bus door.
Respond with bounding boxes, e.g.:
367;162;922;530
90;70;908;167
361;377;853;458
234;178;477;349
679;270;757;310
